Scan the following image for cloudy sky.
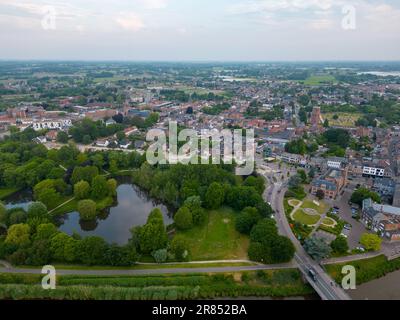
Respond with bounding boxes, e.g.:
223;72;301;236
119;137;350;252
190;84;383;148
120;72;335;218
0;0;399;61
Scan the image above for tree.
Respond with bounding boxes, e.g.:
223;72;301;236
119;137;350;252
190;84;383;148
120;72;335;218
316;189;325;200
7;209;27;226
174;206;193;230
91;175;108;199
152;249;168;263
243;176;265;195
235;207;261;235
330;236;349;254
270;236;295;263
77;236;108;265
170;236;190;262
57;131;69;143
5;224;31;246
27;202;50;221
351;188;381;206
71;166;99;185
38;188;61;210
138;209;168;254
304;236;332;261
50;233;78;263
360;233;382;251
204;182;225;209
74;180;90;200
323;119;330;128
107;178;118;197
77;199;97;221
35;223;58;241
285;139;307;155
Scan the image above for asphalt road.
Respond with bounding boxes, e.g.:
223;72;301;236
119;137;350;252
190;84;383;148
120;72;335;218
0;262;295;276
259;164;351;300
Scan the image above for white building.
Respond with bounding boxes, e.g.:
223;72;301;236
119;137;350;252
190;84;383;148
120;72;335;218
363;165;385;177
29;119;72;131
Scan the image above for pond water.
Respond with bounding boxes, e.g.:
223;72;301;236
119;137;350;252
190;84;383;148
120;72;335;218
4;189;33;211
4;183;173;245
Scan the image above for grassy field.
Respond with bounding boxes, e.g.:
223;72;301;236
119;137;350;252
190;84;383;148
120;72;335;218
292;209;320;226
323;112;362;128
299;75;336;86
0;188;19;200
0;269;314;299
177;207;249;261
301;199;329;215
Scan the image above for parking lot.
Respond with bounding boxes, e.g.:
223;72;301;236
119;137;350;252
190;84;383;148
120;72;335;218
334;190;371;249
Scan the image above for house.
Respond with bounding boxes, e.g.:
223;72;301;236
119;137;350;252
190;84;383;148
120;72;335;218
124;127;139;136
105;118;116;127
96;139;110;148
280;152;308;167
327;157;347;170
33;136;47;144
119;140;131;149
134;140;146;150
362;198;400;241
311;168;348;199
45;130;58;141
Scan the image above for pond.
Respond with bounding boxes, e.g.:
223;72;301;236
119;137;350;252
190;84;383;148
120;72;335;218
4;183;173;245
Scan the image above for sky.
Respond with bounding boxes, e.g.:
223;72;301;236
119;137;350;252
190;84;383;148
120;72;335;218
0;0;399;61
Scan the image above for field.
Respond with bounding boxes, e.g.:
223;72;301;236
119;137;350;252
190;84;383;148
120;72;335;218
299;75;336;86
290;198;330;226
0;269;314;300
323;112;362;128
177;207;249;261
292;210;320;226
325;255;400;285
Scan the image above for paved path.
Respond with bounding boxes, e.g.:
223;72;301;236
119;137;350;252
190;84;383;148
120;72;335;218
0;263;296;276
321;252;382;265
136;259;261;266
0;260;12;269
48;197;75;214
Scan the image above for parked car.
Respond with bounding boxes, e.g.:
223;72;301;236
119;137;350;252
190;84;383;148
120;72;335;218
344;224;352;230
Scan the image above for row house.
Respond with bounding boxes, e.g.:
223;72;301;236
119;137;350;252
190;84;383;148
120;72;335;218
362;198;400;241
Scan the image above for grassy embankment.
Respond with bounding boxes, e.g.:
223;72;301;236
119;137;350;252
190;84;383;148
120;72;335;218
0;269;314;300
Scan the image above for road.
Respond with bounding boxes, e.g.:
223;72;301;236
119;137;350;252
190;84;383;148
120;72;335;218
258;160;351;300
0;261;295;276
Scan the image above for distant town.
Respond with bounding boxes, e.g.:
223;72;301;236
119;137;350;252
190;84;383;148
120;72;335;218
1;61;400;300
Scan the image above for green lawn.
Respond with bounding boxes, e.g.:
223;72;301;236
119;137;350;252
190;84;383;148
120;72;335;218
0;188;19;200
292;209;321;226
176;207;249;261
300;75;336;86
321;217;336;227
301;199;329;215
51;198;78;216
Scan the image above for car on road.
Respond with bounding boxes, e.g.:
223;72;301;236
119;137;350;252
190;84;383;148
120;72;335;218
308;268;317;281
344;224;352;230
